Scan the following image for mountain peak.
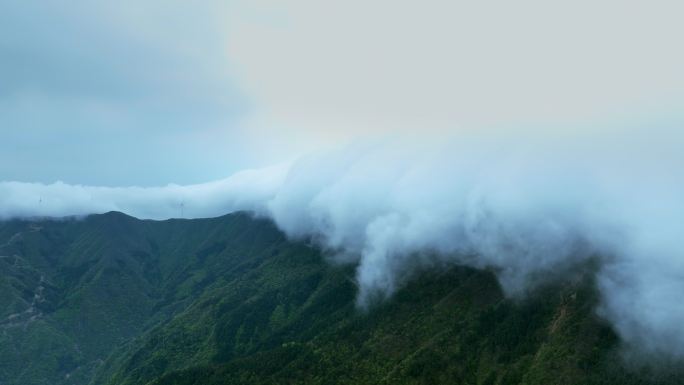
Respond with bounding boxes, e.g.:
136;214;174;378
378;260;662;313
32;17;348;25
92;211;138;220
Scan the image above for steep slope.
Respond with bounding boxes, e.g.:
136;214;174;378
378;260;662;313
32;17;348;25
101;260;679;385
0;212;287;385
0;212;681;385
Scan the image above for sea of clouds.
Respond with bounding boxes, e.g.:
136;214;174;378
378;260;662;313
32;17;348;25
2;123;683;358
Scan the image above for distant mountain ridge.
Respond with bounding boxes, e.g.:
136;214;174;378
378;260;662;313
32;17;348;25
0;212;680;385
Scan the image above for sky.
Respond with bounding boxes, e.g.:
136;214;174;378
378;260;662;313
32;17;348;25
0;0;249;185
2;0;684;361
2;0;683;186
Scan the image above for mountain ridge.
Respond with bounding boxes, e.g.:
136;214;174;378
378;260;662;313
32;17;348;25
0;212;681;385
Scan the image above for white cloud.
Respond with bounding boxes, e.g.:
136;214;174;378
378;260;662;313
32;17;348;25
0;163;289;220
3;122;684;359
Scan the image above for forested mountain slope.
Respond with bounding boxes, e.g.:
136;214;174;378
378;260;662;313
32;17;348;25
0;212;679;385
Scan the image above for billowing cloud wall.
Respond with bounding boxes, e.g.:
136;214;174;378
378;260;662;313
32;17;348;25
2;123;683;359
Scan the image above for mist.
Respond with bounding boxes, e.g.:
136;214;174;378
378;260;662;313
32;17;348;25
2;121;684;359
0;164;287;220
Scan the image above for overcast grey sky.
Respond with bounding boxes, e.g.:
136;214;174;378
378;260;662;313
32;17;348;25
0;0;255;185
2;0;683;186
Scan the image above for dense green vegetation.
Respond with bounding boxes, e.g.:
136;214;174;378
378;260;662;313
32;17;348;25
0;212;681;385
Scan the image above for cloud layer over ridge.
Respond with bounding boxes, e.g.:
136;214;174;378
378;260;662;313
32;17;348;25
2;122;684;359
